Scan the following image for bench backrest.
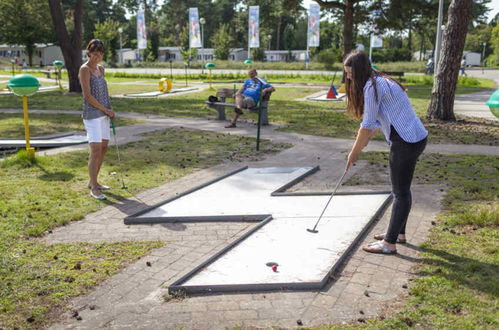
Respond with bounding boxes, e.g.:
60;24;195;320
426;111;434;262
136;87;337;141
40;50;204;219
383;71;404;77
216;88;236;98
215;87;272;102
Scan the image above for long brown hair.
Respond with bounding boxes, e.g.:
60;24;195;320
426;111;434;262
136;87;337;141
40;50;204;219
343;51;405;119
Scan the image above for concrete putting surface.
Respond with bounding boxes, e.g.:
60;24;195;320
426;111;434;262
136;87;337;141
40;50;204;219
0;134;87;148
126;167;391;294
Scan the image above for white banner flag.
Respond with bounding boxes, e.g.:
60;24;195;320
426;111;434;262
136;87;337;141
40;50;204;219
308;3;320;47
137;8;147;49
248;6;259;48
189;8;202;48
371;35;383;48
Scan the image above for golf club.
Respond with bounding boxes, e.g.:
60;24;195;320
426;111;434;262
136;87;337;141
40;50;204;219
307;169;348;233
110;120;128;189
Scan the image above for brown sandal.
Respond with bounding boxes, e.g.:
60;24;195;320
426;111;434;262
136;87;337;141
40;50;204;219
374;233;406;244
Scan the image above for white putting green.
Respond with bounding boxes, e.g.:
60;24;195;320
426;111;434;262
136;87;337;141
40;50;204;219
135;167;390;292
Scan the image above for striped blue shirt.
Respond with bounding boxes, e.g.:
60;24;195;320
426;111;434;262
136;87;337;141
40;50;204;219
361;76;428;144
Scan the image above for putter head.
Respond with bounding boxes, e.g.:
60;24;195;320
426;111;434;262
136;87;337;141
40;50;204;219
307;228;318;233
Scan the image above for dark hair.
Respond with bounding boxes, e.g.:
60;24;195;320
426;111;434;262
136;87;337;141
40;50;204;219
343;51;405;119
86;39;104;55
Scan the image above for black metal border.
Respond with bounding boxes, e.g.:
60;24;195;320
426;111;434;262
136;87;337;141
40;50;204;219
169;215;273;294
124;166;248;224
168;192;392;295
270;165;320;195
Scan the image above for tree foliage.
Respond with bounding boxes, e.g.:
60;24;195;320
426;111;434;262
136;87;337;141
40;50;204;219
0;0;53;66
94;20;120;64
212;24;232;60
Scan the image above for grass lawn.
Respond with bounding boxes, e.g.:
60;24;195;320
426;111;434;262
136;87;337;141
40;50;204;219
0;78;496;145
0;113;141;138
0;128;290;329
334;152;498;329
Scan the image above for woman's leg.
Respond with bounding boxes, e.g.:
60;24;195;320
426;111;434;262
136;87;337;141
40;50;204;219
97;139;109;175
88;142;103;195
384;139;426;245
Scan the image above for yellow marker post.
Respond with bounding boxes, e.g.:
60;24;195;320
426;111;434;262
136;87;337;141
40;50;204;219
7;74;40;159
205;63;215;90
22;95;34;157
53;61;64;90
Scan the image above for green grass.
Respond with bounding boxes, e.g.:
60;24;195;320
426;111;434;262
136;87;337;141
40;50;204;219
0;127;290;329
104;72;494;88
0;113;141;138
0;82;496;146
335;152;499;329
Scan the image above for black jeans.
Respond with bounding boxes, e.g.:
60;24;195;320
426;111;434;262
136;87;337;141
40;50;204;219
385;127;427;244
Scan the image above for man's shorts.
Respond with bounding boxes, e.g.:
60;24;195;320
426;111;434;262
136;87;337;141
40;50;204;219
235;97;257;114
83;116;110;143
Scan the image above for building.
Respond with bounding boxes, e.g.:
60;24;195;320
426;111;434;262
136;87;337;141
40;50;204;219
462;51;481;66
0;44;63;66
264;50;308;62
155;47;247;62
413;50;481;65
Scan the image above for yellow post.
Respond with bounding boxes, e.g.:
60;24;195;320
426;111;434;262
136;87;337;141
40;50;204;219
57;68;63;90
22;95;35;157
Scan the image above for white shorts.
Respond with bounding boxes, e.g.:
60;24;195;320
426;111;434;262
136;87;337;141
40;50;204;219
83;116;110;143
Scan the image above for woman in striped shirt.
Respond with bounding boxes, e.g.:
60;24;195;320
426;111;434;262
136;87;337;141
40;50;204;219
344;51;428;254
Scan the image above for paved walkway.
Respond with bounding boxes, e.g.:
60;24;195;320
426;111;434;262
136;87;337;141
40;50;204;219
454;69;498;120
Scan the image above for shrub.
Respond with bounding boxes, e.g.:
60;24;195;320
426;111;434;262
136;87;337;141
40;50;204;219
317;48;342;69
372;48;413;63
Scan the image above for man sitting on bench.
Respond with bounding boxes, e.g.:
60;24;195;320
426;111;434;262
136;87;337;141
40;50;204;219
225;69;275;128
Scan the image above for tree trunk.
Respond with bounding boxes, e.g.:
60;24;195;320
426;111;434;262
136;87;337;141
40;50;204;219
276;16;281;50
48;0;83;93
26;43;34;67
343;1;354;58
427;0;472;121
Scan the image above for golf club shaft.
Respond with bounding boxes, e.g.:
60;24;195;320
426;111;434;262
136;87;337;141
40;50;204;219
309;170;348;232
111;121;127;188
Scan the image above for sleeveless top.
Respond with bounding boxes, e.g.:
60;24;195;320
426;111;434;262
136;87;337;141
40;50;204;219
82;71;111;120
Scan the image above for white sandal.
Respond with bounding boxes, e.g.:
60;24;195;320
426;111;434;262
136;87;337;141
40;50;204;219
90;190;106;200
363;241;397;254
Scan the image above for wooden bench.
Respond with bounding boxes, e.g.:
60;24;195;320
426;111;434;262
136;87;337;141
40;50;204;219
40;70;51;79
383;71;405;81
205;88;270;125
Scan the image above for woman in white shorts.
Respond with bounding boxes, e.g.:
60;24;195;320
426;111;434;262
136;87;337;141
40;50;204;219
79;39;115;200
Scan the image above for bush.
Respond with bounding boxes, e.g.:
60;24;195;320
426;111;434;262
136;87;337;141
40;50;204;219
317;48;342;69
372;48;413;63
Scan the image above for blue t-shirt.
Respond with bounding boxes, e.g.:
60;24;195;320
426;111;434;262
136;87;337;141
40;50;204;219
242;78;272;103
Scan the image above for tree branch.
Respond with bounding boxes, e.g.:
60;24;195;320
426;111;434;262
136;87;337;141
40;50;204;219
314;0;346;10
